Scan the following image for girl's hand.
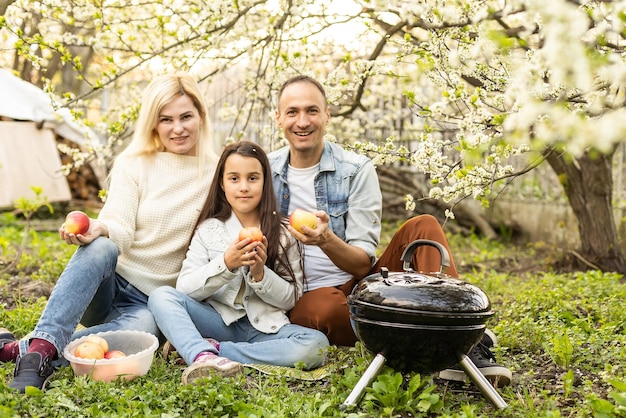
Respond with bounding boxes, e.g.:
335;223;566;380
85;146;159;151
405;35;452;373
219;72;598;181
224;236;267;273
248;237;267;282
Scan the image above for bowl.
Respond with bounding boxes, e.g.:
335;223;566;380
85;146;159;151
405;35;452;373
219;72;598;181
63;330;158;383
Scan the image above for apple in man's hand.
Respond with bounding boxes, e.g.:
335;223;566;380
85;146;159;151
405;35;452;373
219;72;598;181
65;210;90;235
289;209;318;234
238;226;263;242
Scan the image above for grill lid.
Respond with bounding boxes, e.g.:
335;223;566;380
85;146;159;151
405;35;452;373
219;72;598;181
349;271;492;314
349;239;492;315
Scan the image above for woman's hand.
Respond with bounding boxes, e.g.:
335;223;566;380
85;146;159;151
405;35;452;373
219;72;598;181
59;219;107;246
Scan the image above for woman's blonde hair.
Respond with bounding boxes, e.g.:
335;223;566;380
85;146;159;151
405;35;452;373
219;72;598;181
119;72;218;168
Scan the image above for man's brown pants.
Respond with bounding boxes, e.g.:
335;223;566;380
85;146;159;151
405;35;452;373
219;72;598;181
288;214;458;346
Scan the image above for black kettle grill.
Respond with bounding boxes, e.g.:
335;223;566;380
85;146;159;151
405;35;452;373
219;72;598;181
341;239;507;410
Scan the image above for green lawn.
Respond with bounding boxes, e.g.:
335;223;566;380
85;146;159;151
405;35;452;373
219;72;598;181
1;212;626;417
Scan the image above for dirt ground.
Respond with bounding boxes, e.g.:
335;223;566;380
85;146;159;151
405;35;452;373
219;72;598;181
1;275;55;311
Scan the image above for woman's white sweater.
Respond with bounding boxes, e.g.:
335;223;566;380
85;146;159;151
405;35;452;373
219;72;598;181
97;152;214;295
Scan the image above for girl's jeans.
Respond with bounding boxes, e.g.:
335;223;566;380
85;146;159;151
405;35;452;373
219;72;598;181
148;286;328;369
24;237;160;360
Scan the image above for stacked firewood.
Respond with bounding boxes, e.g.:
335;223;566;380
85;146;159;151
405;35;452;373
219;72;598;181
56;136;103;203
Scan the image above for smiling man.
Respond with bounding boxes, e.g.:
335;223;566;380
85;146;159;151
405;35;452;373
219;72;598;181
270;75;380;348
268;74;511;387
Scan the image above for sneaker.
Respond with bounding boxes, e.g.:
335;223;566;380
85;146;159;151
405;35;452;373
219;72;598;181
162;338;221;365
9;352;55;393
438;343;512;387
181;352;242;384
482;328;497;348
0;328;16;351
206;338;220;351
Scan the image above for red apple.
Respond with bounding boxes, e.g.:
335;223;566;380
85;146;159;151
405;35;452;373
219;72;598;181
289;209;318;234
65;210;90;235
84;335;109;353
74;341;105;359
104;349;126;359
238;226;263;242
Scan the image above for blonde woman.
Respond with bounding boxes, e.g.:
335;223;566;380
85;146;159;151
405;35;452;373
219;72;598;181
0;72;217;393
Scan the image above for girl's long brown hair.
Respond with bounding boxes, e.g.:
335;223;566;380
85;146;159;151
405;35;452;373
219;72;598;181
195;141;300;283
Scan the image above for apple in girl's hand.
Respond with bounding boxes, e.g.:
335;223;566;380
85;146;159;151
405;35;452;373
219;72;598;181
84;335;109;353
238;226;263;242
74;341;105;359
104;349;126;359
65;210;90;234
289;209;318;233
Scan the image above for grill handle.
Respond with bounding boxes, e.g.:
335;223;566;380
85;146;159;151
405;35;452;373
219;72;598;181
400;239;451;273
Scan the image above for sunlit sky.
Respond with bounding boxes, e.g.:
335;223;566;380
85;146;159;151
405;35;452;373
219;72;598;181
266;0;367;46
320;1;369;45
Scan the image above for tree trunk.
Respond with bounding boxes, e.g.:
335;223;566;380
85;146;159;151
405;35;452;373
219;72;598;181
544;148;626;273
0;0;17;16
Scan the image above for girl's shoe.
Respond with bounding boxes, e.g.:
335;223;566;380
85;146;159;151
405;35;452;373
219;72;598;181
181;352;242;384
162;338;221;366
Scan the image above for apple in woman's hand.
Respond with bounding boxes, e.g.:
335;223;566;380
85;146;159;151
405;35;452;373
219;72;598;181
238;227;263;242
289;209;318;233
65;210;90;234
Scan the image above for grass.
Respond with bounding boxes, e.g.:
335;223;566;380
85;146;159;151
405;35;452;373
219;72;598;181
2;212;626;417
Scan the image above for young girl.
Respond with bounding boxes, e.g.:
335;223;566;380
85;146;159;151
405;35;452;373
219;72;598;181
148;141;329;384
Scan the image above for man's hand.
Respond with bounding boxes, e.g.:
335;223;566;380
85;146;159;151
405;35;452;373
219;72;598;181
289;210;372;278
288;210;333;246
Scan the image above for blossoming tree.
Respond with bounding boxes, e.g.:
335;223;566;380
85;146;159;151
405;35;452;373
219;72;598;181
1;0;625;272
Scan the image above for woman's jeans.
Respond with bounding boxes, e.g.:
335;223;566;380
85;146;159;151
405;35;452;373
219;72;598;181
25;237;160;360
148;286;328;369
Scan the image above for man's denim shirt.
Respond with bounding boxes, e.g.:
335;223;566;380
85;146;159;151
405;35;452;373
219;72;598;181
268;141;381;262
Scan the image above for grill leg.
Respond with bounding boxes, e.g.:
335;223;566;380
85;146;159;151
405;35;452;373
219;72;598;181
340;353;387;410
458;354;508;409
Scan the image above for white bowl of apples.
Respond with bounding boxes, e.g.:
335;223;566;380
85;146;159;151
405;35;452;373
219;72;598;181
63;330;158;383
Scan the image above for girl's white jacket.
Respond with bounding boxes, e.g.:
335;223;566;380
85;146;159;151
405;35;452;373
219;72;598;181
176;215;304;334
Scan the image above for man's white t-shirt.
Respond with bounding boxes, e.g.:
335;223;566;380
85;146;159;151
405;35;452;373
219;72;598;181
287;164;352;291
